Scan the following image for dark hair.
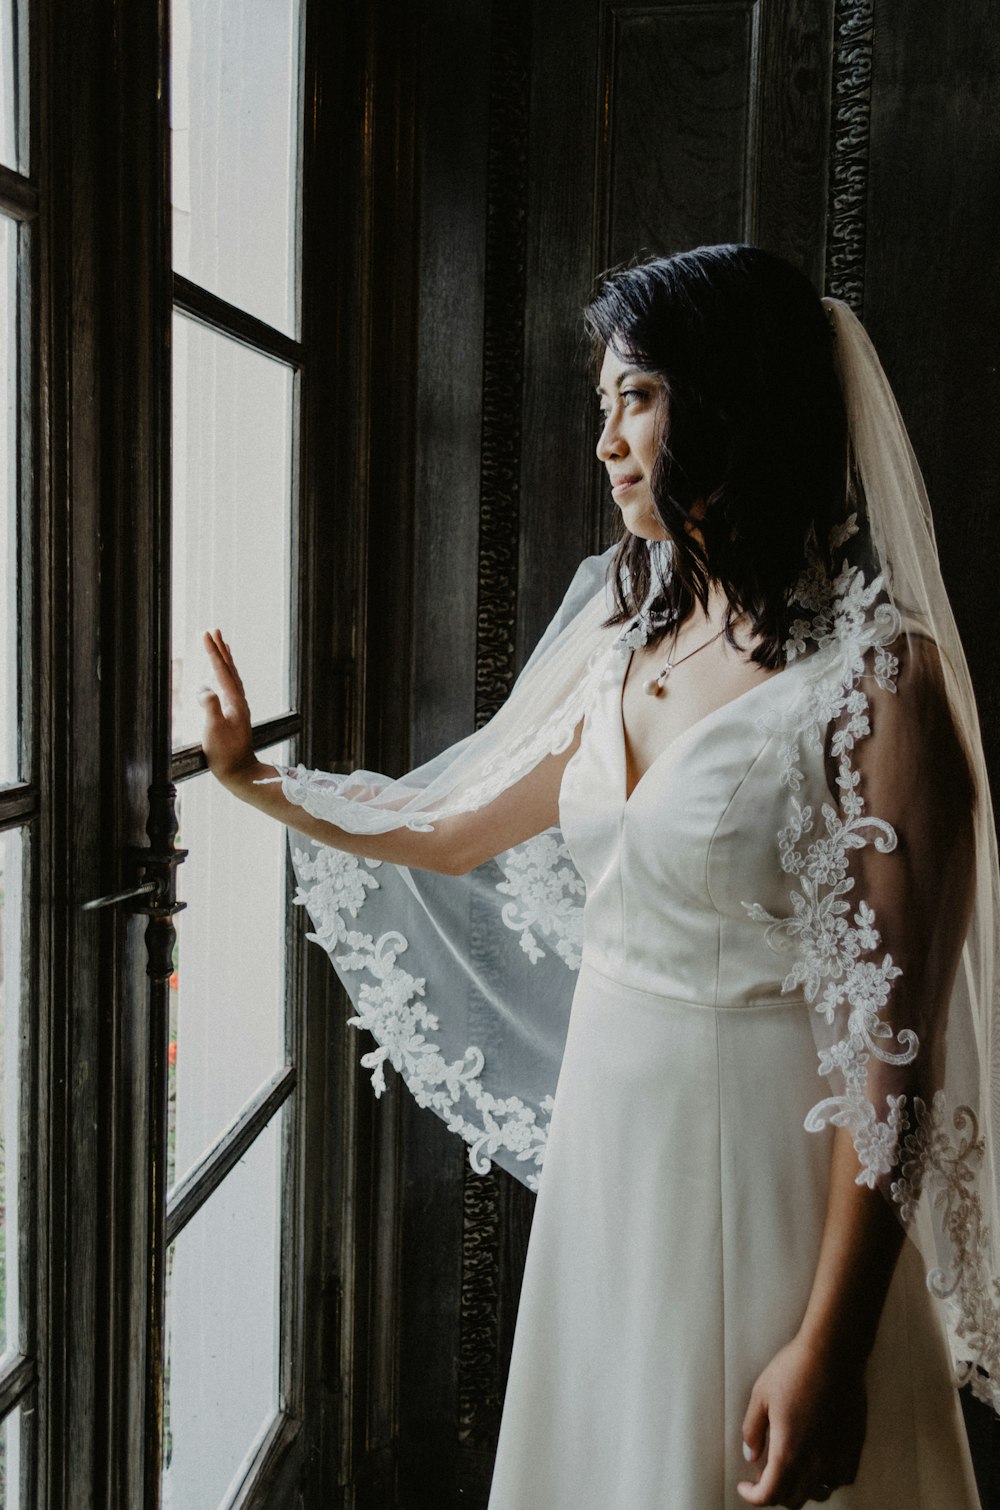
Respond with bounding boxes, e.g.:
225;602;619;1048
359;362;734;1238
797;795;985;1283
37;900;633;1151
584;244;849;667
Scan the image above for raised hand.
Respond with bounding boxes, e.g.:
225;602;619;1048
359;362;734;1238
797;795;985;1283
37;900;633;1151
198;630;259;789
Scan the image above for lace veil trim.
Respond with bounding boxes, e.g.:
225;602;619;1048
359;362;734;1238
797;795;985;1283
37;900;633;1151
282;300;1000;1407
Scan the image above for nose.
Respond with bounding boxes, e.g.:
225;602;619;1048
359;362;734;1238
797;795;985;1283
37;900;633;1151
596;409;626;463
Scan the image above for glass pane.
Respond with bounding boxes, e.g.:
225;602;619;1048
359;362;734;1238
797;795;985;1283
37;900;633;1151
168;743;289;1192
162;1112;282;1510
171;314;293;750
171;0;301;336
0;1402;23;1507
0;828;21;1360
0;0;25;173
0;216;18;782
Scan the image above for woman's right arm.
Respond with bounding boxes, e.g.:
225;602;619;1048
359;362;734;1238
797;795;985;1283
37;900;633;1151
199;630;580;877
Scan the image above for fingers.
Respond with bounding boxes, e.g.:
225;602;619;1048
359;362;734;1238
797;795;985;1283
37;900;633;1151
737;1423;799;1507
737;1447;837;1508
741;1395;768;1468
204;628;235;675
202;630;247;699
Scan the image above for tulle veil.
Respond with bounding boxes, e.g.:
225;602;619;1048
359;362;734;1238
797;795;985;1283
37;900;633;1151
273;299;1000;1408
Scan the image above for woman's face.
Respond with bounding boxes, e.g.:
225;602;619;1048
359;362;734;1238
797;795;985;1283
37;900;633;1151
596;345;668;541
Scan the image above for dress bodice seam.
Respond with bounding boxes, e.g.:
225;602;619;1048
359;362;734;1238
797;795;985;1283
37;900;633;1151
703;731;779;921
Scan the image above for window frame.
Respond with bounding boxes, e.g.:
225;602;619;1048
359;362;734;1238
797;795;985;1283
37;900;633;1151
0;0;352;1503
0;0;49;1499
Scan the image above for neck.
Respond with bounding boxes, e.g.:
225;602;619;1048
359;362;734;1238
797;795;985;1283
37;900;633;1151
681;582;735;635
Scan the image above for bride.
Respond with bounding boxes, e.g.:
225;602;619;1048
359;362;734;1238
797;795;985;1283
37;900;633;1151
199;244;994;1509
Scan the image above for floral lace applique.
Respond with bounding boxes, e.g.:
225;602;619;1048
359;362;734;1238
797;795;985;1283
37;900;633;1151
496;832;585;969
743;552;1000;1404
744;560;914;1187
889;1095;1000;1403
291;842;552;1189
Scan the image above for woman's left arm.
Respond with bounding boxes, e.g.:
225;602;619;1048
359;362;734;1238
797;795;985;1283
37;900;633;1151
739;634;977;1508
737;1128;903;1507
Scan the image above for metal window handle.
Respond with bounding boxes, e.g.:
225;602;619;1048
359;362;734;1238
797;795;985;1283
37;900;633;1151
81;781;188;981
82;879;160;912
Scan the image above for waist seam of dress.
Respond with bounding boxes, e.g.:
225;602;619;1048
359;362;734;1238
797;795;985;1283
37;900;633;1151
577;957;803;1013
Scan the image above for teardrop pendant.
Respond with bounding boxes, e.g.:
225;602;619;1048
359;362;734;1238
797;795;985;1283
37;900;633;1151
638;620;729;698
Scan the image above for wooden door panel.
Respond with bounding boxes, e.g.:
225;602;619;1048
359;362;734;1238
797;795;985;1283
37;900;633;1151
605;3;760;260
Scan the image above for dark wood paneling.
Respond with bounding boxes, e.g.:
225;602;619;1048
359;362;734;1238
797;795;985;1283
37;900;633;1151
517;0;606;657
864;0;1000;800
753;0;832;283
457;3;535;1499
605;2;759;263
409;9;490;766
397;0;492;1503
865;13;1000;1492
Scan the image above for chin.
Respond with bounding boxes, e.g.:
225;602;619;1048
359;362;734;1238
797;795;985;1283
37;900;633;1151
619;507;669;543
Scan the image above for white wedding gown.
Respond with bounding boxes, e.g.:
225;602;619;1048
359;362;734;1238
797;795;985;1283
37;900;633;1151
487;644;981;1509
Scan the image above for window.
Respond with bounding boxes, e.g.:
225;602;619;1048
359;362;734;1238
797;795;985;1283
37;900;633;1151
0;0;344;1502
0;0;39;1498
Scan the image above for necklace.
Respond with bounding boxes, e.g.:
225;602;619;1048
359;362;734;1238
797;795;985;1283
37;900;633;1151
641;622;728;697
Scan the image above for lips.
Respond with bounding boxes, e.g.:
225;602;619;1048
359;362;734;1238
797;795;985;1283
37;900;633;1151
610;474;641;495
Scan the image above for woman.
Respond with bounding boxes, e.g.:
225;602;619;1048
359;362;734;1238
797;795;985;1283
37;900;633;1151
200;245;996;1508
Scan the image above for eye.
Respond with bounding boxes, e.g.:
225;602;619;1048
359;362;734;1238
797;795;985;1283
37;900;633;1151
620;388;647;407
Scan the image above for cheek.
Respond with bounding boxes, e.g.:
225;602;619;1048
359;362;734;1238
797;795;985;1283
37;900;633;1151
638;418;662;472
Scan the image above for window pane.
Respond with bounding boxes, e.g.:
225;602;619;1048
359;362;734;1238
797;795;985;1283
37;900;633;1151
0;1400;23;1507
0;0;25;173
171;314;293;750
168;743;289;1192
0;828;22;1361
162;1112;282;1510
0;216;18;782
171;0;301;336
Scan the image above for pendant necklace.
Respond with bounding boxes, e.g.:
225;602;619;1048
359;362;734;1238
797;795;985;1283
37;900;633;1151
641;622;729;697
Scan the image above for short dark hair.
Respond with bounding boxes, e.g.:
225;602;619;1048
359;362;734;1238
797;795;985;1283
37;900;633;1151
583;244;849;667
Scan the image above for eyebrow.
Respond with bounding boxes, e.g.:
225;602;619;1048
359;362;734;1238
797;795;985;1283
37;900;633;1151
594;366;651;397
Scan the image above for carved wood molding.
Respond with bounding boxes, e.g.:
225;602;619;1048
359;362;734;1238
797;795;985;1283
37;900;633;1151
473;2;532;729
459;0;533;1465
458;1160;504;1446
825;0;875;311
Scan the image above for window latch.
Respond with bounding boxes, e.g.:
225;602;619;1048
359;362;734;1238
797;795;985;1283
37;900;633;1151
82;879;160;911
81;780;188;982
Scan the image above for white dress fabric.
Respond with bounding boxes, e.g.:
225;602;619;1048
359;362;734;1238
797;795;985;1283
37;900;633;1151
486;636;981;1509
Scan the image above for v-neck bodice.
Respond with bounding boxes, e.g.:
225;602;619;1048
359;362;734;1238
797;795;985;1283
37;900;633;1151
558;643;833;1005
619;649;788;807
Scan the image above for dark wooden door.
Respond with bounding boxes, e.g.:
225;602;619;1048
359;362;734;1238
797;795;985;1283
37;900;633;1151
330;2;1000;1506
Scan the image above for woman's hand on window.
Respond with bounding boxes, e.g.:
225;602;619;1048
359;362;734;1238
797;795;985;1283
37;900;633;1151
198;630;261;791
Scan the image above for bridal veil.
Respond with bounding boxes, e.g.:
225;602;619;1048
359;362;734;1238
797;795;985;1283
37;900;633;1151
271;296;1000;1408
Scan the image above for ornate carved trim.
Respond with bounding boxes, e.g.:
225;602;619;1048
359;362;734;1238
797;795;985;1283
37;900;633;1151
473;3;532;728
825;0;875;312
458;1146;504;1447
460;0;533;1465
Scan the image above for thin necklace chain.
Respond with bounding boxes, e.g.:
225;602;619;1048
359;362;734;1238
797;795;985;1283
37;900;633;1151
642;615;743;697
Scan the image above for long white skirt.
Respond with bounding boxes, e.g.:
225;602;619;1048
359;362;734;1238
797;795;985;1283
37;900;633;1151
488;962;981;1509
